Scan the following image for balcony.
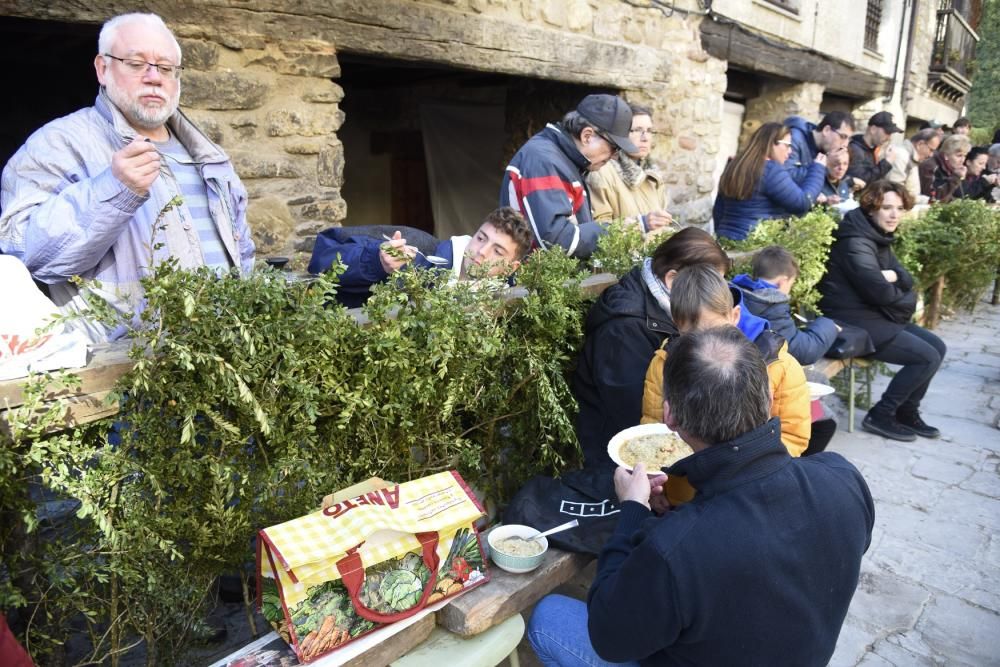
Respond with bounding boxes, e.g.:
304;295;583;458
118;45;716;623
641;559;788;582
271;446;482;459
929;7;979;104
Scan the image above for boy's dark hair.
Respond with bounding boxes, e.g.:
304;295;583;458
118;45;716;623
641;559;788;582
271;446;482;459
752;246;799;281
953;117;971;130
485;207;535;259
818;111;855;133
857;180;915;213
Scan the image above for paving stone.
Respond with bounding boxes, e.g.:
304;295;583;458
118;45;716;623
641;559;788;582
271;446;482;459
827;616;877;667
933;486;1000;530
848;568;929;633
931;415;1000;453
960;468;1000;498
866;637;938;667
915;594;1000;666
909;455;976;485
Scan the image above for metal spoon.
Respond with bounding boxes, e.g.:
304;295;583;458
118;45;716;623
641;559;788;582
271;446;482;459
381;234;449;266
512;519;580;545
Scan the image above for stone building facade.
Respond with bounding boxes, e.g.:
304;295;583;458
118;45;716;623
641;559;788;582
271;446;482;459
0;0;976;262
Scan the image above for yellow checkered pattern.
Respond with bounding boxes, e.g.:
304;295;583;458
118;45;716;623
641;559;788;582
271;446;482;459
260;471;483;607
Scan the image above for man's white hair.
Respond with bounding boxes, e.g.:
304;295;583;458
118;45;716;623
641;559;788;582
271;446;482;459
989;143;1000;157
98;13;182;63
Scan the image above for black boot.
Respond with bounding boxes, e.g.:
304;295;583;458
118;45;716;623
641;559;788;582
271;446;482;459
862;410;916;442
896;410;941;438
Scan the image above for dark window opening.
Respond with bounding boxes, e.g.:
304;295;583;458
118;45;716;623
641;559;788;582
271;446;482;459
336;53;597;239
865;0;884;52
0;17;99;174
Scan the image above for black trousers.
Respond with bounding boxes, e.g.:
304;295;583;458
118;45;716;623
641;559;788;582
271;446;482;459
871;323;947;416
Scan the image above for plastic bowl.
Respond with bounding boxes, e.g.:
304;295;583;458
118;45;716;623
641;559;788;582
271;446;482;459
607;423;690;476
487;524;548;574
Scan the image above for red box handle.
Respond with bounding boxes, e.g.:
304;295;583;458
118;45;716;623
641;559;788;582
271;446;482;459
336;531;440;624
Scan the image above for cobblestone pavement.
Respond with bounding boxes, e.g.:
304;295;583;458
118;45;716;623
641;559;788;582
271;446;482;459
828;300;1000;667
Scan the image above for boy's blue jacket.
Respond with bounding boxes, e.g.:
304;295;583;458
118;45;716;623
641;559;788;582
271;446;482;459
732;273;839;365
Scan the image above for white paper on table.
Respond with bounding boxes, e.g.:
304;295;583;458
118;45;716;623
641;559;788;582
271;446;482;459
0;256;90;380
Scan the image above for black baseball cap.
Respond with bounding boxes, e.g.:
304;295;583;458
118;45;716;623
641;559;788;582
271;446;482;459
869;111;903;134
576;94;639;154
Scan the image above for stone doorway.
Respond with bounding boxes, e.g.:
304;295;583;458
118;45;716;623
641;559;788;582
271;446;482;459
0;17;99;172
337;53;594;239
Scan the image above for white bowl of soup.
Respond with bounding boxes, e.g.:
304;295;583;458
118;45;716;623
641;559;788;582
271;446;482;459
487;524;548;574
608;423;692;475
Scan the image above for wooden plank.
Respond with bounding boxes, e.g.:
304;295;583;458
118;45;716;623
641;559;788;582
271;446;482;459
438;549;592;637
342;613;436;667
699;18;892;98
0;342;133;410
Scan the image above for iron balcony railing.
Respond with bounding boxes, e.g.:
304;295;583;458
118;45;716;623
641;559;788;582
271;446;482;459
931;7;980;85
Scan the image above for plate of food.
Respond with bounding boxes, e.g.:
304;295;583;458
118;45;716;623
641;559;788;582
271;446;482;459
608;423;692;474
807;381;836;399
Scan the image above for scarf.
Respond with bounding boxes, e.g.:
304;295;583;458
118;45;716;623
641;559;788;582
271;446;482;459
613;153;662;190
641;258;671;315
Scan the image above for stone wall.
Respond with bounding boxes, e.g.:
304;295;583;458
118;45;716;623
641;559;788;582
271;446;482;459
3;0;726;260
739;81;824;147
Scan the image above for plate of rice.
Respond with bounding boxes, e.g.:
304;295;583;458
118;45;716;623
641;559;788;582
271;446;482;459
608;423;691;474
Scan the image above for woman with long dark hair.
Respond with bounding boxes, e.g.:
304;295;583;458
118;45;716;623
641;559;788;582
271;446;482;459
713;122;827;241
818;180;946;441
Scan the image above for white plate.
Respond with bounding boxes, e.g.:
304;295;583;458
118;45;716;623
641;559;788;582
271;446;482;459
607;423;690;474
808;381;836;399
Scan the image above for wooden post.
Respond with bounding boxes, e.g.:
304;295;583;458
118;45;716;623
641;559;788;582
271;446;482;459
925;276;945;329
992;269;999;306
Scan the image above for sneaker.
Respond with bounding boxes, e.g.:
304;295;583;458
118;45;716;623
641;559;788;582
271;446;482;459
862;411;917;442
896;411;941;439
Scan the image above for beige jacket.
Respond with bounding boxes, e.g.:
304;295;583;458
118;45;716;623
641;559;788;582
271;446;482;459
587;154;669;229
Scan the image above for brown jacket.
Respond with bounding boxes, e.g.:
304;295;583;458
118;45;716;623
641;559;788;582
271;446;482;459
588;155;669;227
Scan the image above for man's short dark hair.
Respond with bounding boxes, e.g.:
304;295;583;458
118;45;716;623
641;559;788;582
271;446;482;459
662;326;771;444
484;207;534;259
953;117;971;130
817;111;855;132
909;128;939;146
752;246;799;281
562;110;595;138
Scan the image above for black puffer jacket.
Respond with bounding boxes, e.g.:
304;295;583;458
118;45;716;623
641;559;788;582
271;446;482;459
573;267;677;469
846;134;892;185
818;207;916;348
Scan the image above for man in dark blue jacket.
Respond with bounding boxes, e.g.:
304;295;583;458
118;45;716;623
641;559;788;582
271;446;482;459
501;94;638;259
308;207;533;307
785;111;855;185
528;326;874;667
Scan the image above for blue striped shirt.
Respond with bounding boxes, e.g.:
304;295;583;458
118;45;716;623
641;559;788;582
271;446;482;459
157;134;231;271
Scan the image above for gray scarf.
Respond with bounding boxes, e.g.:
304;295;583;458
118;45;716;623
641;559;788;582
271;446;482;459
641;258;671;315
614;153;662;189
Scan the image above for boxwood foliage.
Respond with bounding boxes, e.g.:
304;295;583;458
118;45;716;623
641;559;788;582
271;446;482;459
1;248;587;663
719;208;839;313
896;199;1000;312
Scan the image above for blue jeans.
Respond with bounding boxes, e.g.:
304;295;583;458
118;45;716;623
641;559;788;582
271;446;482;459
527;595;640;667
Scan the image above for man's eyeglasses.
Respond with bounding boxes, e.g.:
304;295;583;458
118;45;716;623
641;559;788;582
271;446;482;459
630;128;656;137
833;129;851;141
104;54;183;79
596;131;620;156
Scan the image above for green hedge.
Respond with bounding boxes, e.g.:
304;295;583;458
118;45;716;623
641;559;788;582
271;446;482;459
1;250;586;664
896;199;1000;312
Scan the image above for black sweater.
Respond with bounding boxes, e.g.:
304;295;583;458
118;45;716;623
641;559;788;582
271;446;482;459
587;419;874;666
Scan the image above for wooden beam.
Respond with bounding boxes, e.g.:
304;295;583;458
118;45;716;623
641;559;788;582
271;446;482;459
700;18;892;99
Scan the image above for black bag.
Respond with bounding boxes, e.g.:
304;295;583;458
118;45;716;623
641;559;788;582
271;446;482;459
502;467;620;556
824;321;876;359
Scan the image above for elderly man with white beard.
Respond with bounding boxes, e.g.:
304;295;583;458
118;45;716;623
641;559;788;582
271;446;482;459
0;12;255;342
